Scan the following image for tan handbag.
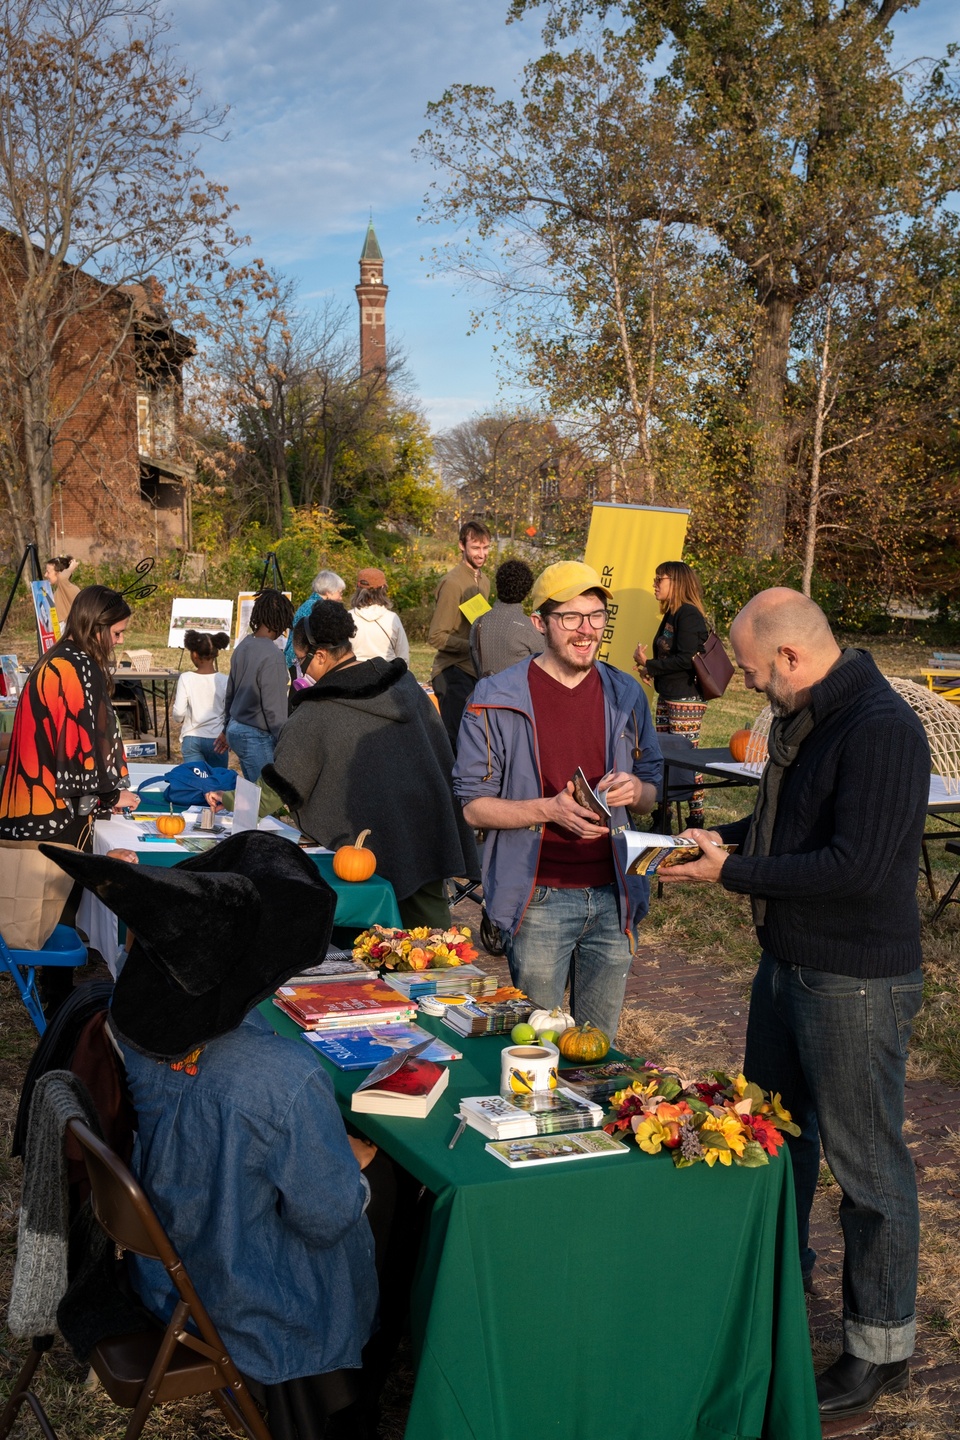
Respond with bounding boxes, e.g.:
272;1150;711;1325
0;840;77;951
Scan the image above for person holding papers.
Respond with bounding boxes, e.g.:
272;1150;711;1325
659;589;929;1421
42;831;385;1440
453;561;662;1039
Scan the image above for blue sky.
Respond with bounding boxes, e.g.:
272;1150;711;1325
169;0;959;433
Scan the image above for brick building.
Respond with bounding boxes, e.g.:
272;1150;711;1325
0;231;193;561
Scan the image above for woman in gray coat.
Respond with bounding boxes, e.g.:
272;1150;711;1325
263;602;479;929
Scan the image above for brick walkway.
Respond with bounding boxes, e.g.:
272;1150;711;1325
457;895;960;1436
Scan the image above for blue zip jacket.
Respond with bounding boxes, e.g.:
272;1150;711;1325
119;1008;377;1385
452;658;663;942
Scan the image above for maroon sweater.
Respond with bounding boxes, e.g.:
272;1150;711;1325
528;663;614;888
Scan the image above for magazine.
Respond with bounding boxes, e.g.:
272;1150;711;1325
484;1130;629;1169
441;996;534;1037
620;831;733;877
555;1061;649;1101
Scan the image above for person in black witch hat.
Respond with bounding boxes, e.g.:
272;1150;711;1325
42;831;383;1439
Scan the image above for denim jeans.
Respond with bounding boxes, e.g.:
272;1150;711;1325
180;734;222;768
225;720;275;783
503;884;631;1039
744;951;923;1362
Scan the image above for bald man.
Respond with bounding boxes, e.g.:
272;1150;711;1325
661;589;930;1420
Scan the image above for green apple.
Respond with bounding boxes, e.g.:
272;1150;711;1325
538;1029;560;1045
510;1023;536;1044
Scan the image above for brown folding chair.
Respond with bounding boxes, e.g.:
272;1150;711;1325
0;1119;272;1440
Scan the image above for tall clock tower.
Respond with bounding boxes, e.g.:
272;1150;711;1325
356;222;388;376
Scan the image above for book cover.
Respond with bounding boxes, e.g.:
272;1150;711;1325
303;1022;462;1069
484;1130;630;1168
276;978;415;1025
350;1058;450;1117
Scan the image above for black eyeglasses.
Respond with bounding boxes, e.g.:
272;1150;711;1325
546;609;608;632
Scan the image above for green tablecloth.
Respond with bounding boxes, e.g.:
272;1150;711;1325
266;1004;820;1440
124;838;401;930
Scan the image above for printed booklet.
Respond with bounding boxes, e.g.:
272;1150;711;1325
484;1130;630;1169
620;831;734;877
459;1088;604;1140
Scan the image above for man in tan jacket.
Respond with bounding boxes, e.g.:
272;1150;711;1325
428;520;491;750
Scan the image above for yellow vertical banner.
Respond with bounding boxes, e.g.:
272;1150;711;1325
583;503;690;675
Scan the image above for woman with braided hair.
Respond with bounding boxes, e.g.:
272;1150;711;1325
216;589;294;781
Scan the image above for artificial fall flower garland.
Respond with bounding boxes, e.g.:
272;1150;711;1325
604;1064;801;1169
353;924;478;973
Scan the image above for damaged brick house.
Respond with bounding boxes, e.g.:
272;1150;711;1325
0;229;194;561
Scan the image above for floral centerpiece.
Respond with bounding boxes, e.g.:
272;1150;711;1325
604;1064;800;1169
353;924;479;973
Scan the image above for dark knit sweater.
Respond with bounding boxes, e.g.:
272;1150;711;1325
717;649;930;978
644;604;709;699
263;658;480;902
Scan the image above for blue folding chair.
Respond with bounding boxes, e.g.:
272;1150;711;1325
0;923;88;1034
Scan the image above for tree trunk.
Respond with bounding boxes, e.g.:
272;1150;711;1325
744;291;796;557
801;296;833;597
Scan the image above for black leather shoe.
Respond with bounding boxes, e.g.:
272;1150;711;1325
816;1352;909;1416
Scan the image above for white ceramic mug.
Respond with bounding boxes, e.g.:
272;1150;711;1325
500;1042;559;1098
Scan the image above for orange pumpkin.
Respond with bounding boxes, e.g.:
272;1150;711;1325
155;811;186;837
729;728;752;763
333;830;376;882
557;1023;610;1063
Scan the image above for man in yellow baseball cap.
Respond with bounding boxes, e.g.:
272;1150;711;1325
453;558;662;1038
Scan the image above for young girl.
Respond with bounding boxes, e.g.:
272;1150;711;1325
172;630;230;768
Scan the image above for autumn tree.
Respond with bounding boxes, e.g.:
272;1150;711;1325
0;0;250;556
423;0;960;556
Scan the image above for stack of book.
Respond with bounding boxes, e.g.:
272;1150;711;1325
441;996;534;1037
274;978;415;1031
458;1088;604;1140
383;965;495;1000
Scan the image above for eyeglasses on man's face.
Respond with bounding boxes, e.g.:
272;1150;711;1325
546;608;608;632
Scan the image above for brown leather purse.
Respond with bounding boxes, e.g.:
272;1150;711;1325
692;632;735;700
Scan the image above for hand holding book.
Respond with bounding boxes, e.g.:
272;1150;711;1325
657;828;730;884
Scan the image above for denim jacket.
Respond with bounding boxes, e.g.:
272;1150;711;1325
452;658;663;942
118;1009;377;1385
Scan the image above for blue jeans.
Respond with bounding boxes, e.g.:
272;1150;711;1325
225;720;275;783
503;885;631;1039
180;735;221;768
744;951;922;1362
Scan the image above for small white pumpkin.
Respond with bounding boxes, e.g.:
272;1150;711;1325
528;1007;575;1036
